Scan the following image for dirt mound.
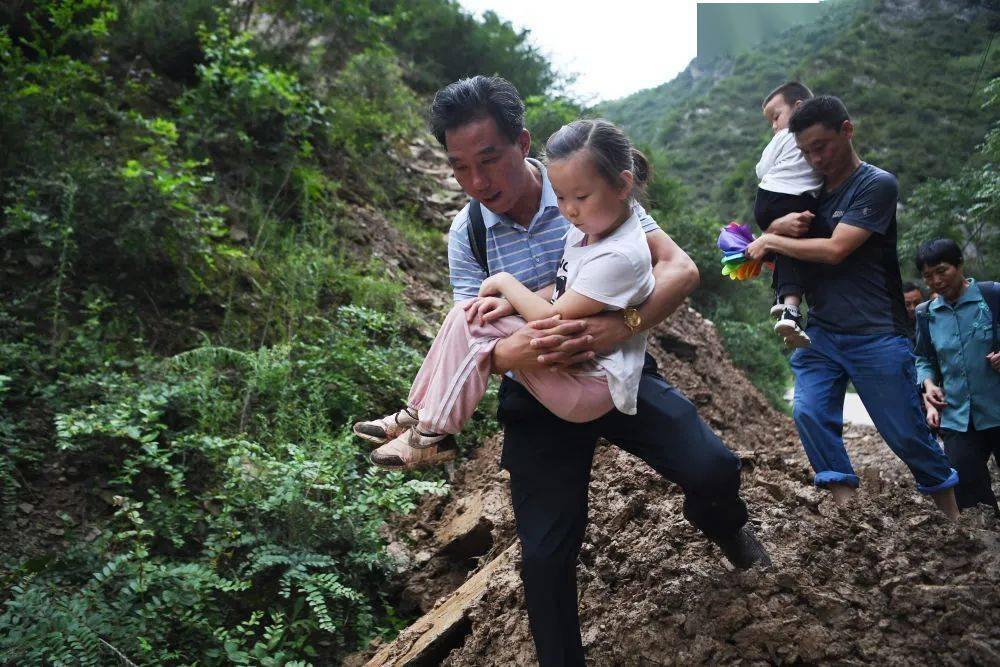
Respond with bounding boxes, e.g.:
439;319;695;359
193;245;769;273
374;307;1000;664
359;140;1000;665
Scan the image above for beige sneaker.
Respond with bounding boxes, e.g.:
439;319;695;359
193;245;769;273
369;429;457;470
353;407;418;444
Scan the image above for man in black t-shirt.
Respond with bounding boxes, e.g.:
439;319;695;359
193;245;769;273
746;96;959;518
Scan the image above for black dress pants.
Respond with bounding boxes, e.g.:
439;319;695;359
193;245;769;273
941;424;1000;511
498;355;748;666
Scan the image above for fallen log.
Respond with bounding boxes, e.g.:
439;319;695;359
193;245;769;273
367;543;517;667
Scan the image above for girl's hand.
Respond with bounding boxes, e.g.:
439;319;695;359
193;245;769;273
925;404;940;429
745;234;771;261
463;297;514;325
478;272;512;297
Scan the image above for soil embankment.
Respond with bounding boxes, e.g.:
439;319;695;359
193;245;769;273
360;141;1000;665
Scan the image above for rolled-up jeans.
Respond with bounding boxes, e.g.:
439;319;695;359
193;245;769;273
790;326;958;493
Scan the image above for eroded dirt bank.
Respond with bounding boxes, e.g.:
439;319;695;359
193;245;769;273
369;304;1000;665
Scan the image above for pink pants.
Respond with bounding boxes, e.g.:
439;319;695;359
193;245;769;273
407;303;614;434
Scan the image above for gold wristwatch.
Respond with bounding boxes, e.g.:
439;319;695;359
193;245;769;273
623;307;642;336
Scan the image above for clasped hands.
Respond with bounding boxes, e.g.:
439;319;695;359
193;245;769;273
461;271;612;371
745;210;815;261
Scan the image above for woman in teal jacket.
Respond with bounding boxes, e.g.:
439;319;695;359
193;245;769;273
914;239;1000;511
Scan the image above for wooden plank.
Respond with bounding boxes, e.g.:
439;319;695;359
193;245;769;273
366;543;517;667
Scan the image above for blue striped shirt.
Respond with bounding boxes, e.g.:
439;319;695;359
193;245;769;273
448;159;661;301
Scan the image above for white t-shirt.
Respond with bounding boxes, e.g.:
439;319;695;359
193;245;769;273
551;211;655;415
755;129;823;196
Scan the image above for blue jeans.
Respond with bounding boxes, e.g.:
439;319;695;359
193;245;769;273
791;327;958;493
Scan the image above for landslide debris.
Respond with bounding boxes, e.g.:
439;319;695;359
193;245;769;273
360;141;1000;665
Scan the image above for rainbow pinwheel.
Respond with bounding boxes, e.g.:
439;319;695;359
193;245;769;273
717;222;764;280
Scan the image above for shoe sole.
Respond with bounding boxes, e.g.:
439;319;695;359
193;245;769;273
774;320;811;348
370;439;458;470
352;423;391;445
769;304;786;319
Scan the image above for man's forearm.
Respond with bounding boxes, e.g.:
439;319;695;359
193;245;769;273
491;336;523;375
637;253;700;332
766;234;847;264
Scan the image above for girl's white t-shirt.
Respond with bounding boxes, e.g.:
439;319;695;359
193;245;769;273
551;211;655;415
755;128;823;196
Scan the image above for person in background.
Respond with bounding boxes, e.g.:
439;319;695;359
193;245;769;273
913;239;1000;512
902;281;925;340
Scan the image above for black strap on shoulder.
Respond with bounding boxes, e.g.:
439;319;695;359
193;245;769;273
977;280;999;353
466;199;489;275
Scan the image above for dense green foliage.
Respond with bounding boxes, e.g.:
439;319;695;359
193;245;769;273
0;1;547;663
2;0;995;662
900;76;1000;276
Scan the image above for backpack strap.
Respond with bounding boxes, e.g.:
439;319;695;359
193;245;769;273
466;199;489;276
977;280;999;353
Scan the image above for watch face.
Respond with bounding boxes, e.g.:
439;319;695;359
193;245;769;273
625;309;641;328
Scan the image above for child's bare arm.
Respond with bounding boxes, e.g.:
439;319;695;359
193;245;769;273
479;273;604;322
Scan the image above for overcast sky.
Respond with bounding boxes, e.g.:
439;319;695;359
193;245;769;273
457;0;821;103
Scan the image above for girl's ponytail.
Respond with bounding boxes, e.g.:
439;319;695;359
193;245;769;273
630;147;651;193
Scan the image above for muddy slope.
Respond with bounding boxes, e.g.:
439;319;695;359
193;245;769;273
366;142;1000;665
383;311;1000;665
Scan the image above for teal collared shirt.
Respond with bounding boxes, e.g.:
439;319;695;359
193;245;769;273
915;279;1000;432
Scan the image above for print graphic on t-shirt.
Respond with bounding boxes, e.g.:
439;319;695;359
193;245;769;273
553;258;569;301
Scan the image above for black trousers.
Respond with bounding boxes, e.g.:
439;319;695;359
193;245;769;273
941;424;1000;511
498;355;748;666
753;188;825;301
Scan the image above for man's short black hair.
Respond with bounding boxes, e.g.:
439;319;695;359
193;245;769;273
789;95;851;133
429;75;525;148
902;281;923;294
763;81;813;108
915;238;964;271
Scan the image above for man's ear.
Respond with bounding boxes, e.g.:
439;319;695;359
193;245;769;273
840;119;854;140
517;129;531;157
793;99;804;110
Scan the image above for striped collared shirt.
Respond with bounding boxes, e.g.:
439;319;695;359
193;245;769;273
448;158;660;301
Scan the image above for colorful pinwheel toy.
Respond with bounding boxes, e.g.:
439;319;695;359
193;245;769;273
717;222;765;280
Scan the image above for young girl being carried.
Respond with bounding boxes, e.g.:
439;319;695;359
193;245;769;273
353;119;656;469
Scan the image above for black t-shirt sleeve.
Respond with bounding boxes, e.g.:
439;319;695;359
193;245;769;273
839;171;898;235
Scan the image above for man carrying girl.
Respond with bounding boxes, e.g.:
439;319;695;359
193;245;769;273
359;76;771;666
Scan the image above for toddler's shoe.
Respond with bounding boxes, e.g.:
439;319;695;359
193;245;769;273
773;307;811;348
369;429;457;470
353;406;418;444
